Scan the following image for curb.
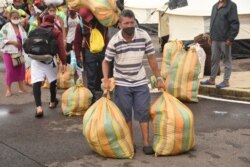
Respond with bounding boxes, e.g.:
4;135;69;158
199;85;250;102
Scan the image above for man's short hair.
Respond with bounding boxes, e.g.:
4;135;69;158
119;9;135;21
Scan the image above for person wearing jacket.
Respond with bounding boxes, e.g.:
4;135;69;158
0;10;27;97
31;14;66;118
74;7;108;103
201;0;239;88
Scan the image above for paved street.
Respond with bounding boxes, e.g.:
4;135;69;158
0;90;250;167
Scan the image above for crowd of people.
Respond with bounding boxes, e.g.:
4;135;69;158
0;0;167;155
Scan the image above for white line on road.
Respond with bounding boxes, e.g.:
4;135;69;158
198;95;250;105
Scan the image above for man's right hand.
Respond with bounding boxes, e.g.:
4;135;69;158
103;78;111;90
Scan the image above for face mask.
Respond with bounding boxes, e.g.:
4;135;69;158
123;27;135;36
11;19;20;25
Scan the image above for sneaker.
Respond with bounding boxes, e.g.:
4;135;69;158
200;80;215;85
143;145;154;155
216;81;229;89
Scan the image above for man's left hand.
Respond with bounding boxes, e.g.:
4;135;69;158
225;40;232;46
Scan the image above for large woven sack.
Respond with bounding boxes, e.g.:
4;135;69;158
165;48;200;102
150;92;195;156
61;80;93;116
83;91;134;159
25;67;32;86
160;40;184;79
67;0;120;27
57;64;75;89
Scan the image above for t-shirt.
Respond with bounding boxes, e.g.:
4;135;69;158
64;15;80;44
105;28;155;87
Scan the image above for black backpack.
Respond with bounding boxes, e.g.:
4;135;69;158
23;27;58;56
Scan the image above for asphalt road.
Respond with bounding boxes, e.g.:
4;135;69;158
0;94;249;167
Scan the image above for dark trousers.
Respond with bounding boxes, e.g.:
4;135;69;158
84;49;105;102
33;80;57;107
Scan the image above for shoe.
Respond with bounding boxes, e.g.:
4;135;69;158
216;81;229;89
200;80;215;85
143;145;154;155
49;98;58;109
133;144;137;153
35;110;43;118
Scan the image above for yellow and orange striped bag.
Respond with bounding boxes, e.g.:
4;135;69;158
165;48;200;102
67;0;120;27
57;64;75;89
61;80;93;116
83;91;134;159
160;40;184;79
150;92;195;156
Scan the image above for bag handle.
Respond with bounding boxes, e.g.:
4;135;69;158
103;89;111;100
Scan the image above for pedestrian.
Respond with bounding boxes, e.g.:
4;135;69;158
0;10;27;97
200;0;239;88
30;14;66;118
64;7;80;54
102;9;166;155
74;7;108;103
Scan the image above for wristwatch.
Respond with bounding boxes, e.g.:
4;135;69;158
157;76;163;81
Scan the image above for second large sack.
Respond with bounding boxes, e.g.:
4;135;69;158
150;92;195;156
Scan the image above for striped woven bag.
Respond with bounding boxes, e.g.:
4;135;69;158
160;40;184;79
165;47;200;102
83;91;134;159
57;64;75;89
61;80;93;116
150;92;195;156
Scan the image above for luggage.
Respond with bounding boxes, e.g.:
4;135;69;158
67;0;120;27
57;64;75;89
160;40;184;79
23;27;58;61
61;80;92;116
150;92;195;156
83;91;134;159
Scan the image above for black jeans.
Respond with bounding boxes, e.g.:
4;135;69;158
33;80;57;107
84;49;105;103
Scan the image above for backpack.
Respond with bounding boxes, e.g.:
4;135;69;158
23;27;58;61
86;27;105;53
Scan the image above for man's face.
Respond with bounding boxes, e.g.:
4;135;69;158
119;16;136;30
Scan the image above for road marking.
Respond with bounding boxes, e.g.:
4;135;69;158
198;95;250;105
213;111;228;115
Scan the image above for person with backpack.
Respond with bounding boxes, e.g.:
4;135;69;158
64;8;80;54
0;10;27;97
74;7;108;104
30;14;66;118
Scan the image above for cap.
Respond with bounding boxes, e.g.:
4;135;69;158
79;7;94;23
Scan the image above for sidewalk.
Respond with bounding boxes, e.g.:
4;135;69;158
199;71;250;101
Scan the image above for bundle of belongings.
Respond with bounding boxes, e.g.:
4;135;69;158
67;0;121;27
150;91;195;156
152;40;201;102
61;79;92;116
83;89;134;159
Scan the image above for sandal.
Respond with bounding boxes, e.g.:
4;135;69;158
143;145;154;155
49;98;59;109
35;110;43;118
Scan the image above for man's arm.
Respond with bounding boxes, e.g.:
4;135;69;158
147;54;166;90
102;59;111;89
